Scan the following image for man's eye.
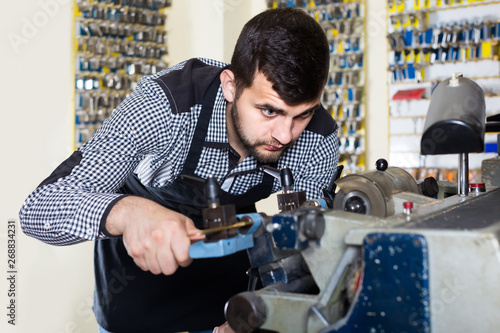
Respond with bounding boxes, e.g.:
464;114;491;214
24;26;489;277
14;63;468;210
262;109;276;116
297;110;314;119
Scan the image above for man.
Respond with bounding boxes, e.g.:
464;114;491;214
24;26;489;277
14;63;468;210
19;7;338;333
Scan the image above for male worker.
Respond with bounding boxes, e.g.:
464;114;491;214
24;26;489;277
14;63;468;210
20;7;338;333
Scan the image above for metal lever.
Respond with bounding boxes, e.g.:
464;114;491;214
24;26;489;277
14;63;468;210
189;220;253;237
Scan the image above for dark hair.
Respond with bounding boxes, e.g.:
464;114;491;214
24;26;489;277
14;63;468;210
230;7;330;105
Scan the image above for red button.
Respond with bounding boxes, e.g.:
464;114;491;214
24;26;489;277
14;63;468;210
403;201;414;209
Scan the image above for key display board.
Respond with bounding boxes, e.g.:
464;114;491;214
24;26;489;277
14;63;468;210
268;0;367;174
387;0;500;182
73;0;171;148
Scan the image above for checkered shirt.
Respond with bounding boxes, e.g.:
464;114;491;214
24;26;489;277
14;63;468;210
19;58;339;245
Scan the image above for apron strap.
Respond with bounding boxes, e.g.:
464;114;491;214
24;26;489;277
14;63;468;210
181;69;225;176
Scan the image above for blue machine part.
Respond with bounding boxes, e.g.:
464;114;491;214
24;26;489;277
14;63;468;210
271;214;305;250
315;198;328;209
271;205;326;250
189;213;262;259
331;233;430;333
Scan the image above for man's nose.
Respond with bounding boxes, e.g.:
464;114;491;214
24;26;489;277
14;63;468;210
272;118;293;145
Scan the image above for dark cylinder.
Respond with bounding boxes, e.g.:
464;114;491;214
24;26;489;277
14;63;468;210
301;209;325;241
225;292;267;333
280;166;294;192
419;177;439;197
421;74;485;155
204;175;220;206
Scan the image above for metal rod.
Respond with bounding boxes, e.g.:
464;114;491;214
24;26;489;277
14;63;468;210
458;153;469;196
188;220;253;237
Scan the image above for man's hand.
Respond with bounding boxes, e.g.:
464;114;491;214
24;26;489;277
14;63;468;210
105;196;203;275
213;322;235;333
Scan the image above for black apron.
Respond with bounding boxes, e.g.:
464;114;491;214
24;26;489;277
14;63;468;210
93;72;275;333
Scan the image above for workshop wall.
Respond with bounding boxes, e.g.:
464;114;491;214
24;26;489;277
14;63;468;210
0;1;265;333
0;2;97;333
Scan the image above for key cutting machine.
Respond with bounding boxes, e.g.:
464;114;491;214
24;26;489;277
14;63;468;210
189;74;500;332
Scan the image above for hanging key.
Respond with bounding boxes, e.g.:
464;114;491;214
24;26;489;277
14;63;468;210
441;25;452;48
472;22;482;44
431;26;441;49
470;42;478;60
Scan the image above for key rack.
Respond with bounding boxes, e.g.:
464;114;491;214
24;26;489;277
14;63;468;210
268;0;367;174
387;0;500;182
73;0;171;148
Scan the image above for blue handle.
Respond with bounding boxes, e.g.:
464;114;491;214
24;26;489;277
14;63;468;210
189;213;262;259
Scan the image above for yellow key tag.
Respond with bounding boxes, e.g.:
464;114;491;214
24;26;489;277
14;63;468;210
425;51;431;63
393;17;402;30
419;66;425;80
389;0;397;13
337;41;344;53
415;50;421;63
407;50;415;63
482;41;492;58
397;0;405;12
414;15;420;28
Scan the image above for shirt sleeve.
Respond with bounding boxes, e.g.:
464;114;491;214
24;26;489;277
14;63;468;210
19;76;174;245
291;129;340;200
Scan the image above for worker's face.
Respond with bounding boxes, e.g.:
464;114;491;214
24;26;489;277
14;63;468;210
224;71;320;163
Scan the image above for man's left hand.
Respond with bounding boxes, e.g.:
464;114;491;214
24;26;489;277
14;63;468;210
213;321;235;333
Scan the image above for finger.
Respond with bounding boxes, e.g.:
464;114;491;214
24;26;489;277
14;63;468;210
172;236;193;268
153;229;179;275
170;220;194;268
185;216;204;232
189;233;206;242
157;248;178;275
184;217;206;241
144;250;162;275
123;236;149;272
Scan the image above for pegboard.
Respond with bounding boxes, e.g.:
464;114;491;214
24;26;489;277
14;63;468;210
386;0;500;182
268;0;367;174
73;0;171;148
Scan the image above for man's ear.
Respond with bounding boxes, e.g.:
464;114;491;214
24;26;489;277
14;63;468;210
220;69;236;103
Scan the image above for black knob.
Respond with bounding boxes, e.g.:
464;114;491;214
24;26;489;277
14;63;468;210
225;292;267;333
376;159;388;171
204;175;220;206
344;195;367;214
419;177;439;198
280;166;294;191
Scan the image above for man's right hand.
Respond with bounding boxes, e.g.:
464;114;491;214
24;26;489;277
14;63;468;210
105;196;203;275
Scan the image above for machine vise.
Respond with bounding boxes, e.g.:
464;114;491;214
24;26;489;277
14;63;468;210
192;74;500;333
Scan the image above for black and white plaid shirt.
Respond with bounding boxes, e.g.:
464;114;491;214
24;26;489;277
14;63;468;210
19;58;339;245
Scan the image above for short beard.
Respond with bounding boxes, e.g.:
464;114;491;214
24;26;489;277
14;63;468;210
230;101;291;164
